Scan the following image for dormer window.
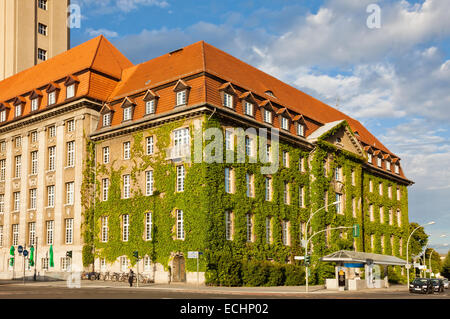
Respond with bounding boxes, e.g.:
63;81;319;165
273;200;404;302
0;110;6;122
48;92;56;106
386;161;391;171
15;105;22;118
223;93;233;109
297;123;305;137
265;90;276;98
103;113;111;127
281;117;289;130
395;164;400;174
66;84;75;99
176;91;187;106
377;157;382;167
31;98;39;111
123;107;132;121
244;101;254;116
146;100;155;115
263;109;272;124
368;153;372;163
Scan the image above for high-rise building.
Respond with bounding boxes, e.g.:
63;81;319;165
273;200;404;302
0;0;69;81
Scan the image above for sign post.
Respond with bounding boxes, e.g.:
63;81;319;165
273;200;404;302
23;248;28;285
188;251;202;287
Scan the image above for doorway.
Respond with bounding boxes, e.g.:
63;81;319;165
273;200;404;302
172;255;186;282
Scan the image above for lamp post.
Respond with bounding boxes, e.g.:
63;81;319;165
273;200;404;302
406;221;435;286
303;201;340;293
422;234;447;278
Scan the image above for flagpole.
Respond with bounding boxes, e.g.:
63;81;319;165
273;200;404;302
34;237;38;281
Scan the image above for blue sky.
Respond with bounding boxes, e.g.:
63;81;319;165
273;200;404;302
71;0;450;254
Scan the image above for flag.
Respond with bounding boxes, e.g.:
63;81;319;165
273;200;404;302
29;246;35;267
49;245;54;268
9;245;14;256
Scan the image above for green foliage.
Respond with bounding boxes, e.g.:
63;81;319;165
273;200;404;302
441;251;450;279
408;222;429;259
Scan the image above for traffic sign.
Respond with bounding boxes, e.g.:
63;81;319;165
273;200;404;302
18;245;23;254
405;264;411;270
294;256;305;260
352;224;360;238
188;251;201;259
23;250;28;257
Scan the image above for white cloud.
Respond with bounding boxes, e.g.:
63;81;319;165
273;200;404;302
86;28;119;38
74;0;169;14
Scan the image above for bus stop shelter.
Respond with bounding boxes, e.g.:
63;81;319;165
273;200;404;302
320;250;407;290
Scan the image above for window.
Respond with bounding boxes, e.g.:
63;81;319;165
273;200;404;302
351;169;355;186
146;100;155;115
41;258;49;270
0;110;5;122
31;131;38;143
15;155;21;178
66;85;75;99
144;256;151;271
246;214;253;242
123;175;130;199
377;157;382;167
399;238;403;256
282;220;289;245
46;220;54;245
120;257;128;272
379;206;384;223
281;117;289;130
29;189;37;210
335;166;341;181
15;136;21;148
12;224;19;246
225;168;232;194
299;156;304;172
145;212;152;241
389;209;393;225
146;171;154;196
297;123;305;137
38;0;47;10
122;215;129;242
173;128;190;150
176;210;184;240
67;141;75;167
61;257;71;271
48;91;56;105
369;180;373;192
177;165;185;192
336;194;343;214
123;107;132;121
284;182;290;204
31;98;39;112
325;225;331;247
15;105;22;118
65;219;73;244
0;194;4;213
370;234;374;251
47;186;55;207
397;187;401;200
66;182;74;205
368;153;372;163
244;102;253;116
299;186;305;208
103;113;111;127
0;160;5;181
102;178;109;201
397;210;402;226
386;161;391;171
352;197;356;218
0;225;3;247
103;147;109;164
123;142;130;160
223;93;233;108
381;235;385;253
388;185;392;198
379;182;383;195
245;136;253;156
48;126;56;138
263;109;272;124
29;222;36;249
225;130;233;151
225;211;233;241
324;191;328;209
246;173;253;197
101;216;108;243
13;192;20;211
38;48;47;61
282;151;289;167
394;164;400;174
176;90;187;106
369;204;374;221
265;144;272;163
265;177;272;201
146;136;154;155
265;217;272;244
48;146;56;171
0;141;4;152
67;120;75;132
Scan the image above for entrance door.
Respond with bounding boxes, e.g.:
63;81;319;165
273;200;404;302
172;255;186;282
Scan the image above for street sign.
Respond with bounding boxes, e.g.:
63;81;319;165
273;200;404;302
188;251;199;259
18;245;23;254
23;250;28;257
352;224;360;238
294;256;304;260
405;264;411;269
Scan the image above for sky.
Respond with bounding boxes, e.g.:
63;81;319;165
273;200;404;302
70;0;450;254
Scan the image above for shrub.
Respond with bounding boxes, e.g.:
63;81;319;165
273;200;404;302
284;264;305;286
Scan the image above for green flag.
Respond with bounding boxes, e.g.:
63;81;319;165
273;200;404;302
9;257;14;267
49;245;54;268
9;246;14;256
29;246;35;267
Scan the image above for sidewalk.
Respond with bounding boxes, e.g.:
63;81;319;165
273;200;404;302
0;279;409;295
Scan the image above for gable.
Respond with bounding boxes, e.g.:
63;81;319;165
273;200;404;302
323;125;365;157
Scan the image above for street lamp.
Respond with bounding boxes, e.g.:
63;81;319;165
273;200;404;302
406;221;435;286
303;200;340;293
422;234;447;278
428;241;448;278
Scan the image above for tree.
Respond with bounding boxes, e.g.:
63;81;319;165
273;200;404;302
441;251;450;279
424;248;442;276
408;222;429;261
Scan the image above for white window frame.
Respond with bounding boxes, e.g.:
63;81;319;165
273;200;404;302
176;210;184;240
13;192;20;211
395;164;400;174
263;109;272;124
48;91;55;105
46;220;54;245
0;194;4;213
30;188;37;210
101;216;109;243
146;171;154;196
336;193;343;214
120;256;128;272
48;146;56;171
244;101;253;116
67;141;75;167
265;217;272;244
246;173;253;198
246;214;253;242
103;147;110;164
122;215;129;242
123;107;132;121
0;110;6;122
223;93;233;108
146;136;154;155
103;113;111;127
0;225;3;247
282;220;289;246
38;0;47;10
299;186;305;208
0;160;5;181
146;100;155;115
102;178;109;202
245;136;253;157
368;153;372;163
284;182;290;205
31;151;38;175
225;211;233;241
282;151;289;167
176;165;185;192
145;212;152;241
31;98;39;111
265;177;272;201
66;182;74;205
47;185;55;208
176;90;187;106
379;206;384;223
123;142;130;160
65;218;73;244
12;224;19;246
15;155;21;178
297;123;305;137
225;168;232;194
281;117;289;130
225;130;233;151
123;175;130;199
15;104;22;118
67;119;75;132
48;126;56;138
66;84;75;99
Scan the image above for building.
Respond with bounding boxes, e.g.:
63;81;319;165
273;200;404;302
0;36;413;284
0;0;69;81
